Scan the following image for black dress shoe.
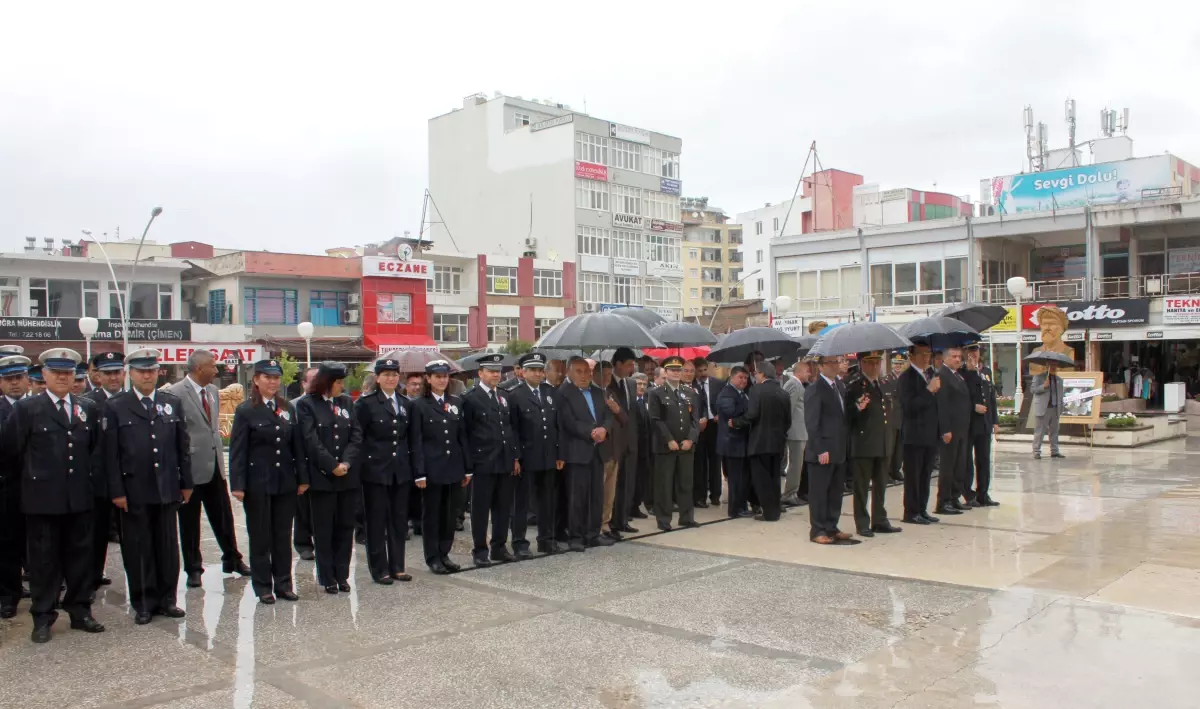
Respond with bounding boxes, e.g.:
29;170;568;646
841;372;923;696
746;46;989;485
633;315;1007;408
620;524;639;534
890;473;905;482
391;572;412;582
97;575;112;586
70;615;105;633
751;506;763;515
966;499;982;508
0;603;16;619
160;605;186;618
951;500;971;511
428;560;450;575
568;541;586;553
472;552;492;567
1051;452;1065;459
259;594;276;605
657;522;673;532
337;582;351;593
442;558;462;572
934;505;963;515
298;549;315;561
355;531;366;546
412;526;423;536
277;590;299;601
604;530;624;542
630;508;648;519
734;511;755;519
31;626;51;643
694;500;709;508
490;548;516;563
186;571;203;588
225;561;252;576
588;536;615;547
981;499;1001;507
513;547;534;560
454;519;465;532
902;515;930;525
324;584;339;594
373;575;394;586
134;611;153;625
872;523;903;533
536;543;561;555
921;513;940;524
681;520;701;528
753;514;780;522
858;529;875;537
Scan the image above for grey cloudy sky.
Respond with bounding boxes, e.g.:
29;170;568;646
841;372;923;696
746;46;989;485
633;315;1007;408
3;1;1198;254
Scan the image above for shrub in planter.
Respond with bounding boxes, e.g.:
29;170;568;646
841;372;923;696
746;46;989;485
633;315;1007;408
998;414;1019;427
1105;413;1138;428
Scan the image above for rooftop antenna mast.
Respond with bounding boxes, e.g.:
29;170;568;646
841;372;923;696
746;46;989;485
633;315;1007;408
1024;105;1048;172
1100;107;1130;137
1064;98;1078;167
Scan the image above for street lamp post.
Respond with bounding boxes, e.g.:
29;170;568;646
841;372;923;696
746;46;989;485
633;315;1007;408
1007;276;1028;411
707;268;761;330
78;317;99;363
646;275;696;322
297;322;314;367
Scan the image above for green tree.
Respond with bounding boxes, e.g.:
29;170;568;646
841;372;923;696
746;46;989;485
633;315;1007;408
504;339;534;356
276;350;300;387
343;362;370;394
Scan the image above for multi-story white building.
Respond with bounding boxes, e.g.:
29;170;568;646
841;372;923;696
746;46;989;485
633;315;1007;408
734;200;805;302
428;92;685;321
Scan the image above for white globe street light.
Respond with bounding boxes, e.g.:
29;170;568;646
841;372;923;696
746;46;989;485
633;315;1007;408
78;316;99;362
1006;276;1029;411
774;295;793;314
297;321;315;367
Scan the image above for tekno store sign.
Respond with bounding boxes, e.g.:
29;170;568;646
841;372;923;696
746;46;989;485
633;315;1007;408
0;317;190;342
1162;297;1200;325
1020;299;1149;329
362;255;432;279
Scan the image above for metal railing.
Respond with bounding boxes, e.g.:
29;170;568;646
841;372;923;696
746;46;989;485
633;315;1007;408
1098;272;1200;299
972;278;1085;304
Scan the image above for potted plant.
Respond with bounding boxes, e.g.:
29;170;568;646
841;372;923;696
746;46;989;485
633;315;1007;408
1105;413;1138;428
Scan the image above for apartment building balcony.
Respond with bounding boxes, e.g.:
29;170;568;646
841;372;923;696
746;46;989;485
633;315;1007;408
1097;272;1200;299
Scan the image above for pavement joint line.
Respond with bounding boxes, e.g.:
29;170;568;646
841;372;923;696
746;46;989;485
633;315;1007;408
88;678;235;709
259;671;358;709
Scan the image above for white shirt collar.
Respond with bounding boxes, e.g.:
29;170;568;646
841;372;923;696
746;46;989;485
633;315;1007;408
5;395;18;405
47;391;71;409
821;373;838;388
186;375;207;396
478;382;493;395
138;390;156;404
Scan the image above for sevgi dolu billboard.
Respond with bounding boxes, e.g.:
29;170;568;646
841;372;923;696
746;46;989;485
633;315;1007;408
990;156;1171;214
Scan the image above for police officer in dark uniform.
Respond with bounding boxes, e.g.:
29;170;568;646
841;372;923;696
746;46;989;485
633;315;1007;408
507;352;562;556
845;351;902;537
462;353;521;567
410;360;472;574
0;353;31;620
354;357;414;584
297;361;362;594
647;355;700;532
881;353;906;482
27;363;47;397
80;351;124;591
230;359;308;604
3;349;106;642
105;348;192;625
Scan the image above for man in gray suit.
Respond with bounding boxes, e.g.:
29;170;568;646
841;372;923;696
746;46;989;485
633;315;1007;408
171;350;249;587
780;359;809;508
1031;363;1065;460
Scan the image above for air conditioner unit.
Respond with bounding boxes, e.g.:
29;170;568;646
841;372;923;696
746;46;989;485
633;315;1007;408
525;237;537;248
582;303;597;313
344;309;360;324
348;293;361;305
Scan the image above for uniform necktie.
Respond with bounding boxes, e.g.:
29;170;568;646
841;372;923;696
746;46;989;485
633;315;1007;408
142;397;153;414
201;388;212;422
533;388;541;405
59;398;70;425
925;367;934;382
696;381;708;416
267;400;276;412
1048;377;1056;409
388;397;397;416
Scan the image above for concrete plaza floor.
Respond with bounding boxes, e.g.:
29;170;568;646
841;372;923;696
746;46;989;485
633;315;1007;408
3;439;1200;708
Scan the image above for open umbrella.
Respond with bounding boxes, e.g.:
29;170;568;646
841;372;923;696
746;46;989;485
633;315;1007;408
650;321;718;347
939;302;1009;333
456;351;517;372
593;348;644;362
532;347;585;362
535;311;665;350
776;335;820;368
380;348;463;373
898;316;981;349
642;346;711;362
1024;350;1075;367
706;327;801;364
608;306;667;330
808;322;912;358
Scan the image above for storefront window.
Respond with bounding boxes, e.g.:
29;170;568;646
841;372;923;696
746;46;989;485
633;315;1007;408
376;293;412;324
1030;245;1086;281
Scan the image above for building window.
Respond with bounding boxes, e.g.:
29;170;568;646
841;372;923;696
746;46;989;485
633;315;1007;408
611;139;643;172
575;133;608;165
533;269;563;297
376;293;412;323
644;148;680;179
576;178;610;211
430;265;463;294
513;112;531;129
579;273;611;304
108;282;172;319
756;249;763;263
433;313;468;343
875;259;963;306
688;268;699;278
610;184;643;215
870;264;893;307
310;290;349;326
612;230;641;260
577;225;610;257
688;248;699;260
486;266;518;295
646;233;680;264
487;317;519;343
701;248;722;263
0;277;18;317
756;278;763;293
534;318;560;340
612;276;642;305
701;267;722;283
243;288;298;325
689;288;699;298
755;221;763;235
645;191;679;221
773;217;780;232
645;281;680;309
207;289;227;324
729;229;743;244
28;278;100;318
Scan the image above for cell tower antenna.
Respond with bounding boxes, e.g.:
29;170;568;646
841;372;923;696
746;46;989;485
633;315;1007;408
1065;98;1077;158
1024;105;1044;172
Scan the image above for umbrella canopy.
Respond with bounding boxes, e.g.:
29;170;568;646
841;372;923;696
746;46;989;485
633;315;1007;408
898;316;982;349
776;335;820;368
535;311;665;350
608;306;667;329
808;322;913;358
642;346;712;362
939;302;1009;333
650;321;719;347
531;347;585;362
1024;350;1075;367
456;351;517;372
593;348;645;362
378;348;464;373
706;327;801;364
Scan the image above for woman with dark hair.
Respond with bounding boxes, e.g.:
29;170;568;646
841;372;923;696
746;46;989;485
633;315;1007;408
354;357;412;584
409;360;472;574
229;359;308;604
297;362;362;594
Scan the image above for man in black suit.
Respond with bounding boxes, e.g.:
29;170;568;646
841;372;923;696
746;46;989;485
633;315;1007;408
690;358;725;507
0;354;31;619
898;344;941;525
934;347;972;516
715;367;752;519
628;373;654;518
963;345;1000;507
804;355;857;544
736;363;790;521
555;356;614;552
606;348;640;540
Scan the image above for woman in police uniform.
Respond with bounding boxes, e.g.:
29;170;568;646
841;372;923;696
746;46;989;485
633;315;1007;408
229;359;309;604
354;357;413;584
409;360;472;575
297;362;362;594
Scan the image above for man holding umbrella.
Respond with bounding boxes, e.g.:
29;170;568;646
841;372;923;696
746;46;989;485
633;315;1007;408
804;355;855;544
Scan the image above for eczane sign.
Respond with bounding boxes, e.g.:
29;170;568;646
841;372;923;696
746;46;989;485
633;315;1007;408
362;255;432;279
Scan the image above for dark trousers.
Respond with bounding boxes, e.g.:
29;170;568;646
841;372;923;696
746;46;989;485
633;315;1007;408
531;469;558;547
610;452;636;531
0;484;25;606
471;473;515;553
969;435;992;501
179;475;242;574
885;429;903;479
566;458;603;545
632;452;653;513
937;435;969;505
26;512;93;626
798;459;809;499
851;456;889;531
422;482;458;566
510;469;532;550
363;481;409;578
555;471;570;542
808;461;845;539
293;490;314;554
119;503;181;614
408;482;423;531
653;451;695;526
750;453;783;521
692;425;721;503
723;456;750;518
309;489;359;586
90;497;116;588
241;491;296;597
902;444;935;517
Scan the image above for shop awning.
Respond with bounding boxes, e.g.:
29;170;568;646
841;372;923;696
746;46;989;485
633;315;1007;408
258;337;377;362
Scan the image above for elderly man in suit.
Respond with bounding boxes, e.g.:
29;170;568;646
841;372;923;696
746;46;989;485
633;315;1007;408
170;350;250;587
934;347;972;516
716;366;753;518
780;359;809;508
804;355;857;544
1031;361;1065;460
556;356;614;552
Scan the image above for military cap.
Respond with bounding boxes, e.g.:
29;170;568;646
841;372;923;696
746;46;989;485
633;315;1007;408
425;359;453;374
92;351;125;371
0;355;31;376
40;347;83;371
518;352;547;369
254;359;283;376
858;350;885;360
891;353;908;365
662;355;686;369
374;357;401;374
125;347;161;371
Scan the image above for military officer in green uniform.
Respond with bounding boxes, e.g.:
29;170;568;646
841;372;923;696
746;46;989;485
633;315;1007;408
647;356;700;532
880;353;906;482
845;351;902;537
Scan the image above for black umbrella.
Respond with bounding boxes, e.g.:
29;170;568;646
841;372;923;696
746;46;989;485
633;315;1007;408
594;348;644;362
535;311;665;350
608;306;667;329
650;322;718;347
776;334;820;368
939;302;1009;333
706;327;801;364
379;348;463;373
898;316;982;349
1024;350;1075;367
456;351;517;372
532;347;585;362
808;322;913;358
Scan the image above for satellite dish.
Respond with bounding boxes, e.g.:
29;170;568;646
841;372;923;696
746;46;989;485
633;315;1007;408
547;249;559;261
